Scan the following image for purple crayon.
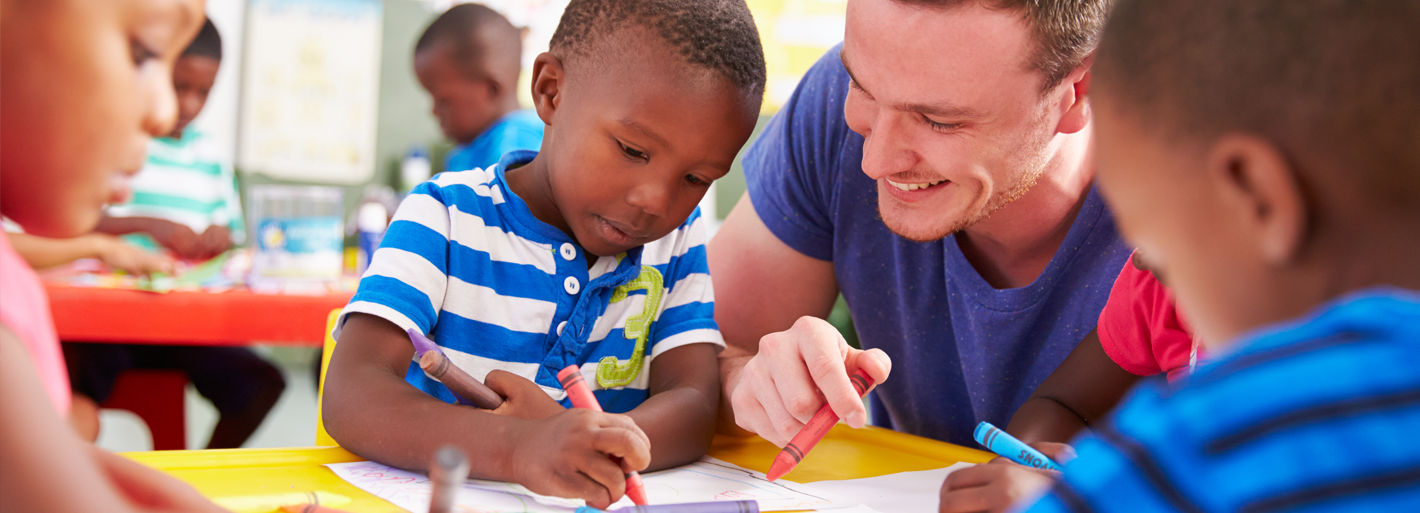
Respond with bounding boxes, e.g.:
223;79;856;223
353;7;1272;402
574;501;758;513
408;329;504;409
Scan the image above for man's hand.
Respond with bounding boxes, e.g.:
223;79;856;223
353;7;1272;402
487;369;566;420
93;235;174;276
510;409;651;510
728;316;891;447
938;442;1076;513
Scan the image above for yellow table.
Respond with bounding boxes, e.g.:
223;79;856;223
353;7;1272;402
125;425;994;512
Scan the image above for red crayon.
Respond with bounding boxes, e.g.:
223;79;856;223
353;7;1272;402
557;365;649;506
766;368;875;482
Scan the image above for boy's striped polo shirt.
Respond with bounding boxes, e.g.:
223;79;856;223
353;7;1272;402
106;129;245;248
1024;289;1420;512
335;150;723;413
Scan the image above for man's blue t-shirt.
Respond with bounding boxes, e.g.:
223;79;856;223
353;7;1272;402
1026;289;1420;512
445;109;545;172
743;46;1131;446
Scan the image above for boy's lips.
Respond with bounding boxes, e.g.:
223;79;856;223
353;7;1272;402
596;216;649;246
109;173;134;204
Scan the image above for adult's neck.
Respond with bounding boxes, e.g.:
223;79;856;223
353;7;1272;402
956;126;1096;289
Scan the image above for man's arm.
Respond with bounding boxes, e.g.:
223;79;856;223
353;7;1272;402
709;193;890;446
624;343;720;471
324;314;651;510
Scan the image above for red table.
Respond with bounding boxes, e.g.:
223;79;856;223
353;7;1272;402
46;283;353;449
47;283;352;346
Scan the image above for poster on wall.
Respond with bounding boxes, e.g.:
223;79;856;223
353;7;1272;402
238;0;383;184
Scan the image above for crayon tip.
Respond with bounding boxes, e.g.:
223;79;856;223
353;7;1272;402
407;328;438;358
625;482;648;505
766;452;795;482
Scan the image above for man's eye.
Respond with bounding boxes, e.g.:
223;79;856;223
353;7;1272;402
925;116;962;133
620;143;648;161
129;40;159;66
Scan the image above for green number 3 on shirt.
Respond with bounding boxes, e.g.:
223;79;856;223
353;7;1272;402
596;266;663;388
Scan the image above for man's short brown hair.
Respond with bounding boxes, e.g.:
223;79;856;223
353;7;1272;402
897;0;1115;91
1095;0;1420;209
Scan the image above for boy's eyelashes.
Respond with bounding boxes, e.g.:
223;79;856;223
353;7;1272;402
618;141;650;162
685;174;712;187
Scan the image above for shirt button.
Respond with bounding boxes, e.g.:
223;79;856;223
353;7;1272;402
560;243;576;261
564;276;580;295
556;321;566;336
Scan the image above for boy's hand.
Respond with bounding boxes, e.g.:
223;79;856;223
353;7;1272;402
938;442;1075;513
486;370;565;420
197;225;232;258
146;219;203;259
510;409;651;510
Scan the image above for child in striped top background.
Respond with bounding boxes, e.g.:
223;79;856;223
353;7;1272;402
96;18;242;261
322;0;765;510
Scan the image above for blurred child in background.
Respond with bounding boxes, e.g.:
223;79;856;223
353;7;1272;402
62;18;286;450
415;3;544;172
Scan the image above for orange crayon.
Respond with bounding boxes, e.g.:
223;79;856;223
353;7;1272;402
766;368;875;482
557;365;649;506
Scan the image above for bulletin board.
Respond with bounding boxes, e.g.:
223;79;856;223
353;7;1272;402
238;0;384;184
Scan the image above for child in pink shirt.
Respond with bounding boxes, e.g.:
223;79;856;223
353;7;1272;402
0;0;225;511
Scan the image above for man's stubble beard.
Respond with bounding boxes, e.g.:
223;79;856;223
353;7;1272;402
877;105;1054;243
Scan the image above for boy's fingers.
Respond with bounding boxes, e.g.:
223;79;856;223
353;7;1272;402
561;468;618;511
592;425;652;470
937;485;992;513
943;464;999;490
1030;442;1076;464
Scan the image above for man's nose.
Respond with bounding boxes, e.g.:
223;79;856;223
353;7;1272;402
859;114;918;180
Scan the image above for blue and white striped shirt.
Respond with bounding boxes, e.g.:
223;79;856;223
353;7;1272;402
336;151;723;413
1023;288;1420;513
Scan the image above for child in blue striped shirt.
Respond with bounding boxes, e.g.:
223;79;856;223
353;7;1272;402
1013;0;1420;512
324;1;765;509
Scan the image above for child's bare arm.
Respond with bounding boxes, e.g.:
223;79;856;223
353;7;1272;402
623;343;721;471
324;313;651;509
1005;330;1141;444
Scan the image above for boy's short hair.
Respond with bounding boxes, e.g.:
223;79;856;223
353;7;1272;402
183;18;222;61
896;0;1115;92
1095;0;1420;208
549;0;767;101
414;3;521;78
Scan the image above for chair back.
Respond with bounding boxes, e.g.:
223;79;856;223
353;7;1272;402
314;308;342;447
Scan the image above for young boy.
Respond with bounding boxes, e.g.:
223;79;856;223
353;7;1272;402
1022;0;1420;510
96;18;244;261
1;0;226;510
324;0;765;509
939;254;1199;512
63;18;287;450
414;3;544;172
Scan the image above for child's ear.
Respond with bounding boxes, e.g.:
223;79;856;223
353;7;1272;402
1208;134;1310;265
530;52;564;126
1054;54;1093;135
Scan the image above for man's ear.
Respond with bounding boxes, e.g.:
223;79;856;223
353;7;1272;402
1208;134;1309;265
530;52;564;126
1054;55;1093;135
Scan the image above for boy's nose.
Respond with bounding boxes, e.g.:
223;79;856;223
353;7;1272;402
626;180;673;218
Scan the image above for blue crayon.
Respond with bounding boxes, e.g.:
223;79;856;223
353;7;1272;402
575;500;758;513
973;421;1063;471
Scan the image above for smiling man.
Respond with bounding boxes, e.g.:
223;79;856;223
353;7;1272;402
711;0;1128;456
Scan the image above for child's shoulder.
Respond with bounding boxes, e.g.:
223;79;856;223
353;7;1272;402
416;166;507;209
